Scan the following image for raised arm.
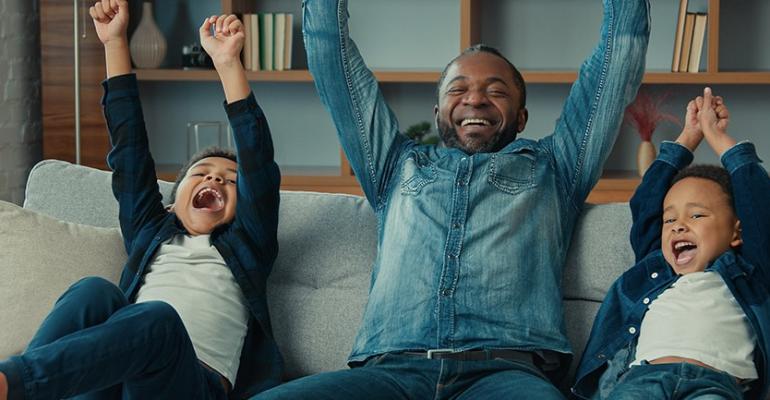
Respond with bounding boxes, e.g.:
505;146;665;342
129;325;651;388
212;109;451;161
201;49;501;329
698;88;770;276
629;98;701;260
303;0;406;207
201;15;281;261
549;0;650;208
93;0;165;248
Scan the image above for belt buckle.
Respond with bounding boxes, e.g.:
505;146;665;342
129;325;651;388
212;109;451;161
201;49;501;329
426;348;455;359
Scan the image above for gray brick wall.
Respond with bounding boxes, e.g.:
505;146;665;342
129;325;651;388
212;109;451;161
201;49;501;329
0;0;42;205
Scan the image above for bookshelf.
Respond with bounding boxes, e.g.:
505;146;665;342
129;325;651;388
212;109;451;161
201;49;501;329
42;0;770;203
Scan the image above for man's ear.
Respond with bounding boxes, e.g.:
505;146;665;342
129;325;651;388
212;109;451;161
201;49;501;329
517;108;529;133
434;105;440;130
730;219;743;248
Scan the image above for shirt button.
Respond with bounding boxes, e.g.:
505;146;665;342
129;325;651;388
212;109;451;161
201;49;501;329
651;272;659;279
452;223;461;229
643;298;650;305
441;289;452;296
597;354;606;360
628;327;637;335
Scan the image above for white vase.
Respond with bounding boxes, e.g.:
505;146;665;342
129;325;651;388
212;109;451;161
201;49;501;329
129;2;167;69
637;140;657;177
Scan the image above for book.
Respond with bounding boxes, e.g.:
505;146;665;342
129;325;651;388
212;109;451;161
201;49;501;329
687;13;708;73
678;12;696;73
242;14;252;70
284;13;294;70
671;0;689;72
261;13;274;71
274;13;286;71
250;13;260;71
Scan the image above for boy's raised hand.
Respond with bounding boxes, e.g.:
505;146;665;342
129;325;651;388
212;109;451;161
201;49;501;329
200;15;250;104
90;0;129;46
675;99;704;152
199;15;245;68
697;87;736;156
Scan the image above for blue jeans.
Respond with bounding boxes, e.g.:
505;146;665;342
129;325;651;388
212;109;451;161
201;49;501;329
606;362;745;400
252;353;564;399
0;277;226;400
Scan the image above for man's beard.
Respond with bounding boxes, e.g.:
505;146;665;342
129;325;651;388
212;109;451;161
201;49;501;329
436;116;519;154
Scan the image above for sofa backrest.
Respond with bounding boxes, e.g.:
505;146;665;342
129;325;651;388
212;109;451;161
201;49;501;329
23;160;634;386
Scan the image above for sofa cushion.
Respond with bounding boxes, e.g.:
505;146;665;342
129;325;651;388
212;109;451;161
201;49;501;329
0;200;125;358
563;203;634;302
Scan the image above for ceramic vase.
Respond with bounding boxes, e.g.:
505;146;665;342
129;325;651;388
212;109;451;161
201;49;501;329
637;140;656;177
129;2;167;69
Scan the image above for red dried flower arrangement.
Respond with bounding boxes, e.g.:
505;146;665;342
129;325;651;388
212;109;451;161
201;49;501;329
624;90;681;142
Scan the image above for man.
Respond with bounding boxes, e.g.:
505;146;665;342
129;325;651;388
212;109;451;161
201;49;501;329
255;0;650;398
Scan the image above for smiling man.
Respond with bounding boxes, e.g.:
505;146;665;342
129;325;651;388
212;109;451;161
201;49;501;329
253;1;650;399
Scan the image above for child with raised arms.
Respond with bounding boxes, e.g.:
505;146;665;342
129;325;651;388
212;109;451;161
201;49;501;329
0;1;282;399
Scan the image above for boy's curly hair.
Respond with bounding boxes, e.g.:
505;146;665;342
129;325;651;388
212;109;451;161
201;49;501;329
168;146;237;204
671;164;734;210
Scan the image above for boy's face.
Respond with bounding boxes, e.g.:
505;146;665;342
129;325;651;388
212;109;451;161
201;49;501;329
172;157;238;236
662;177;742;275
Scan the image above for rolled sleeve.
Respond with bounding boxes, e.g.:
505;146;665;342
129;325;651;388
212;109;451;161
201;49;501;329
721;141;762;174
657;140;694;170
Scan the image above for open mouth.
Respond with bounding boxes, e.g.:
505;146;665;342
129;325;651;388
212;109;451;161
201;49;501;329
672;240;697;265
192;187;225;212
460;118;493;127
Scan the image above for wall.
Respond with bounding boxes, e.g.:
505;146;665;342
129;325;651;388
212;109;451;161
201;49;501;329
0;0;42;205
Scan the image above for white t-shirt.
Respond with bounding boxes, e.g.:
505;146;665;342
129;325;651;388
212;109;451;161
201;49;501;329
136;234;249;387
632;271;757;380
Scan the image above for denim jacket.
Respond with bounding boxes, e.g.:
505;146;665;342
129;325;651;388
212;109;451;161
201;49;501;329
303;0;650;372
102;74;283;399
572;141;770;400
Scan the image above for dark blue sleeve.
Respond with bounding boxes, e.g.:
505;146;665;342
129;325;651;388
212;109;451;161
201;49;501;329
102;74;165;251
224;93;281;265
721;142;770;281
629;141;693;261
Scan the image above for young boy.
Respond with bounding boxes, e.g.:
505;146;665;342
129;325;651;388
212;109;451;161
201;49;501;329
0;1;282;399
572;87;770;400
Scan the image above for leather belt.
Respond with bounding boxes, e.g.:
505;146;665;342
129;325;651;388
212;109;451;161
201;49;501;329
401;348;536;365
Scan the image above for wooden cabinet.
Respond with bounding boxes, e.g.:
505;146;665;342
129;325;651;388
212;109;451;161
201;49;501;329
41;0;769;203
41;0;110;169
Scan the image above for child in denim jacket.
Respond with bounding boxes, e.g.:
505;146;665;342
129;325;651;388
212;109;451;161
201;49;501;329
0;1;281;399
572;88;770;400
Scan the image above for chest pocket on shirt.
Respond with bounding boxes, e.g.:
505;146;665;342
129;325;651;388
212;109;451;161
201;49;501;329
487;151;536;195
400;152;437;195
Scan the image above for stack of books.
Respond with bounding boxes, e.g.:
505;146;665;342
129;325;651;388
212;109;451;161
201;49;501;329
241;13;294;71
671;0;707;73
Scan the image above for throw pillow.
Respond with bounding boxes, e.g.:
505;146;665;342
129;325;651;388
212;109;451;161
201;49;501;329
0;201;126;358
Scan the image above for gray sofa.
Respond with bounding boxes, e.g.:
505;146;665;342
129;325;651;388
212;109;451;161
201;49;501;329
1;159;635;391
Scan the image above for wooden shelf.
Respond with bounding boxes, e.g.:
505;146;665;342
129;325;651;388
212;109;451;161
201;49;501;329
135;69;441;83
135;68;770;85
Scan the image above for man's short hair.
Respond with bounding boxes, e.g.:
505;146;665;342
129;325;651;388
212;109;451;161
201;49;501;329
437;44;527;107
671;164;734;210
169;146;237;204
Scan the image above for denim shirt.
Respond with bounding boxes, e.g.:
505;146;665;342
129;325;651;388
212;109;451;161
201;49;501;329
303;0;649;369
102;74;283;399
572;141;770;400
